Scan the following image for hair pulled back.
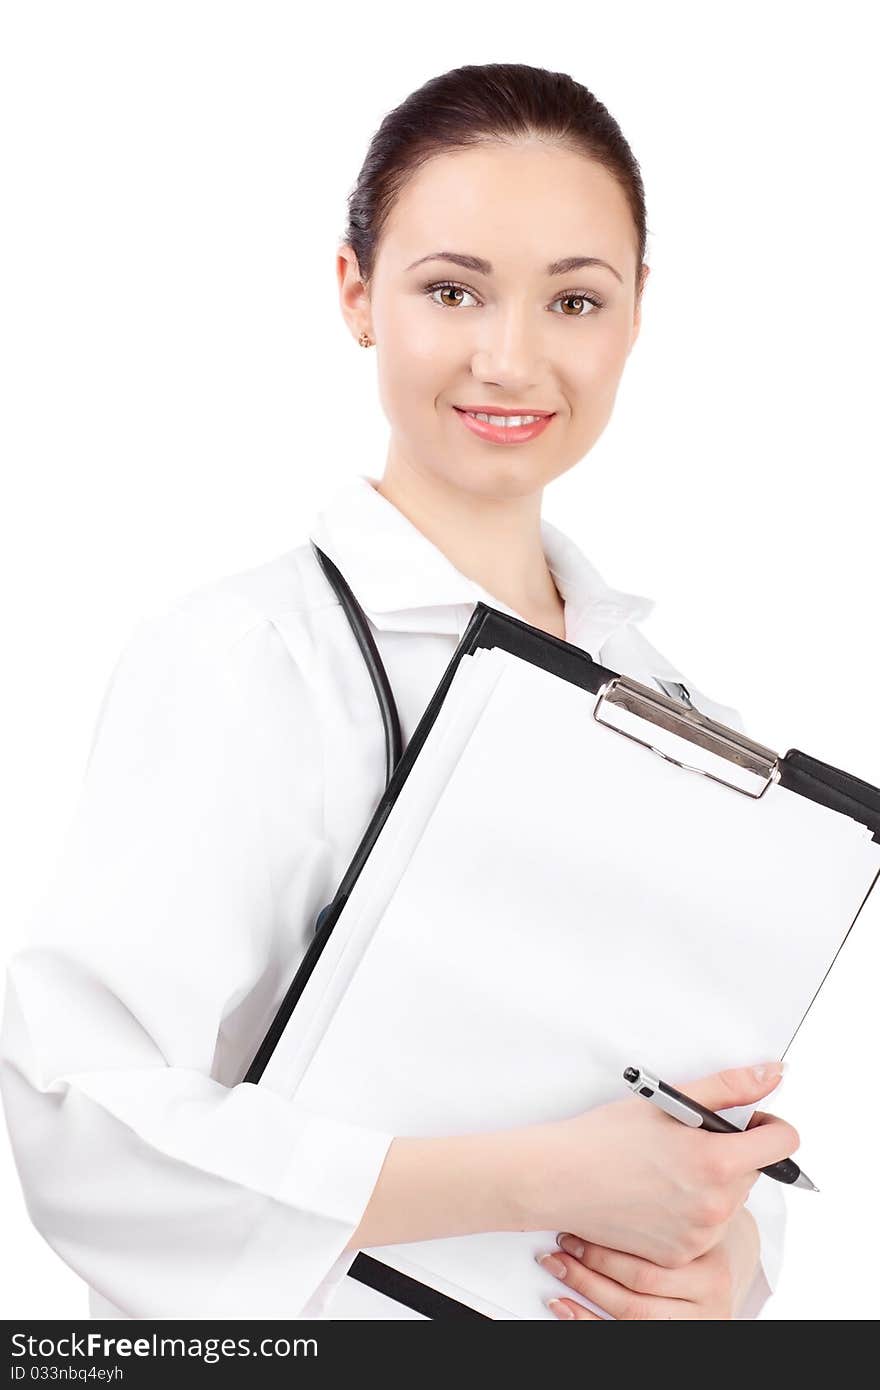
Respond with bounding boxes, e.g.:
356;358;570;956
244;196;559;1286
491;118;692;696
344;63;648;294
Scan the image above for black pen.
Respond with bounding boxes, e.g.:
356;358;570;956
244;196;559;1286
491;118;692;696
623;1065;818;1191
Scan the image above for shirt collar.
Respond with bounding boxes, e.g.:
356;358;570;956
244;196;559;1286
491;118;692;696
308;472;654;654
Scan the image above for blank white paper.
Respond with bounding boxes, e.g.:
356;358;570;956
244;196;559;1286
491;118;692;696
263;648;880;1319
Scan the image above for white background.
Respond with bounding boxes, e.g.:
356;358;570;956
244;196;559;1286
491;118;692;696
1;0;877;1321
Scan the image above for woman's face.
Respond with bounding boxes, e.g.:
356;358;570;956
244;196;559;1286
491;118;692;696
339;139;648;501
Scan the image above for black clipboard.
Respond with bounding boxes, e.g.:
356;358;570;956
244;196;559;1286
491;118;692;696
243;602;880;1319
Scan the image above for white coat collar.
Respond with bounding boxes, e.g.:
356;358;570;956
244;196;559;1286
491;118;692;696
308;472;655;655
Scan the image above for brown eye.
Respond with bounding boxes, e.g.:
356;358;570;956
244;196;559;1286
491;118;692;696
422;282;480;309
550;291;603;317
439;286;464;307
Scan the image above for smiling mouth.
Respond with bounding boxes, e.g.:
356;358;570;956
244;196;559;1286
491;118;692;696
454;408;555;426
451;406;557;445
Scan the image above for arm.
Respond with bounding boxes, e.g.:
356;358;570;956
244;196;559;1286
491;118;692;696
0;606;395;1319
345;1128;530;1251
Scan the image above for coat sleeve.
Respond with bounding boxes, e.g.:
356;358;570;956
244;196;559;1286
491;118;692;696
0;601;394;1319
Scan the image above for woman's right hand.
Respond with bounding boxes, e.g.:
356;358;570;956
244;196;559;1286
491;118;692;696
522;1062;795;1269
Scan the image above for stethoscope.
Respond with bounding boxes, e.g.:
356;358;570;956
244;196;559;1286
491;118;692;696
310;540;404;934
311;540;403;784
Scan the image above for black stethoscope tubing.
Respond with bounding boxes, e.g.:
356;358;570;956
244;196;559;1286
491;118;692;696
311;541;403;787
310;542;403;937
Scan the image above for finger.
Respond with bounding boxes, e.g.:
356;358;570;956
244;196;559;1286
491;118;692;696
705;1107;790;1192
555;1236;711;1301
694;1113;800;1177
745;1108;773;1129
539;1249;697;1320
547;1297;602;1321
594;1239;717;1300
676;1063;784;1113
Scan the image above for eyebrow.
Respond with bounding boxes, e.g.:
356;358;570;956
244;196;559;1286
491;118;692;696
404;250;624;284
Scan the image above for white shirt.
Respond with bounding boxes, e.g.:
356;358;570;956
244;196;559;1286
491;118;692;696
0;471;784;1320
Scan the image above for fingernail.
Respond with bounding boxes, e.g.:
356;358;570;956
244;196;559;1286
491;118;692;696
536;1252;566;1278
752;1061;785;1082
547;1298;574;1319
557;1234;585;1259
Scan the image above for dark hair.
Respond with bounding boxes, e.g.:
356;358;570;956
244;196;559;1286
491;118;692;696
343;63;648;296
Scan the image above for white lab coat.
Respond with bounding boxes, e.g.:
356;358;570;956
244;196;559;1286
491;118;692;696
0;472;784;1321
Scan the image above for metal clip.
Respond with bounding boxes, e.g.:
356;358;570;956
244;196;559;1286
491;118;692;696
592;675;780;799
653;677;695;709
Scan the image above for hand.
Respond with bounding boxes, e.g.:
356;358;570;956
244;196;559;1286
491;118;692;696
536;1207;762;1320
523;1062;794;1269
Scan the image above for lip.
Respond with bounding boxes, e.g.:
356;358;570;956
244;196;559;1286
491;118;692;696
453;405;556;417
452;405;556;446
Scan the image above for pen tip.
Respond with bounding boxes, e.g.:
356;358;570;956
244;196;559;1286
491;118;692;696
793;1170;819;1191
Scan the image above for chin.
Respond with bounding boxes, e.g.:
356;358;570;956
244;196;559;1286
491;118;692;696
455;453;570;499
447;465;541;500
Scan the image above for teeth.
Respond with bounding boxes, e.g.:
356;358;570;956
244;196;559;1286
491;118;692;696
466;412;543;427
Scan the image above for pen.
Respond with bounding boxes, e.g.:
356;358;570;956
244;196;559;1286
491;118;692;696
622;1065;819;1191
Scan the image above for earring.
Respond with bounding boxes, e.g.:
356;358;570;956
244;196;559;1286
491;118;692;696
358;331;373;347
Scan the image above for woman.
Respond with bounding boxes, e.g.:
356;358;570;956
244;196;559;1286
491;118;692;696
0;63;796;1321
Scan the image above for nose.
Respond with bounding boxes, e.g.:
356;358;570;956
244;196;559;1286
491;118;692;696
470;303;548;392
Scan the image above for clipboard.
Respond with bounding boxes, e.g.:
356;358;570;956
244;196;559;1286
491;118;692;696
242;603;880;1319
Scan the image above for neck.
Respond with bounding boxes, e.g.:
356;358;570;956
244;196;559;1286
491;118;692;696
373;453;564;624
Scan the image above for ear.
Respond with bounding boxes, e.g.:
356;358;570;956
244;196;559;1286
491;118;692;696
337;244;373;345
629;262;650;352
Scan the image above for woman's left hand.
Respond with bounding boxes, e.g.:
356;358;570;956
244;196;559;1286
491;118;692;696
537;1206;761;1320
